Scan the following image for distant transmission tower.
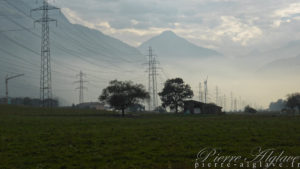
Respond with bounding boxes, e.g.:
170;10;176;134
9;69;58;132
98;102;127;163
239;96;242;111
234;98;237;112
146;47;159;110
31;0;60;107
223;94;226;111
75;71;88;104
215;86;219;105
230;92;233;112
152;57;158;109
204;77;208;103
199;82;203;102
147;47;153;110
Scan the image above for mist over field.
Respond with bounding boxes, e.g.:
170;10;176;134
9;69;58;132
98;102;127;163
2;1;300;169
0;0;300;109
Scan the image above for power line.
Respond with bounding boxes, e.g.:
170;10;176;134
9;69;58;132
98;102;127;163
0;28;33;33
0;0;169;105
0;42;107;87
1;1;147;86
3;0;146;68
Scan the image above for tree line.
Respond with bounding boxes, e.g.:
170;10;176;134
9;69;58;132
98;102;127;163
269;93;300;113
99;78;193;116
99;78;300;116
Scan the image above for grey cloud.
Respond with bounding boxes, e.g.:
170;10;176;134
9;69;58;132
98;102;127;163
54;0;299;56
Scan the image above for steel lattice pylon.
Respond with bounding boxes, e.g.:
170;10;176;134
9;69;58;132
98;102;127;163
31;0;59;107
75;71;88;104
147;47;159;111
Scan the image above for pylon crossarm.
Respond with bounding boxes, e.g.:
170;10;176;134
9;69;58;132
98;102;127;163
31;6;60;12
34;18;57;23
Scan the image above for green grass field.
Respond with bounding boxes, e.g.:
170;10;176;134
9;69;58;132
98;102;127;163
1;105;300;169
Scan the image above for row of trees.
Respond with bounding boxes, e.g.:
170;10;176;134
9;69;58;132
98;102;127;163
269;93;300;113
244;93;300;114
99;78;193;116
286;93;300;111
99;78;300;116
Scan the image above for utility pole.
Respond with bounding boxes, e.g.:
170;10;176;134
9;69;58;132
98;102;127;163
31;0;60;107
5;74;24;104
75;71;88;104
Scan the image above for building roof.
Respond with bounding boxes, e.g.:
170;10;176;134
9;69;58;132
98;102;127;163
77;102;105;107
184;100;222;108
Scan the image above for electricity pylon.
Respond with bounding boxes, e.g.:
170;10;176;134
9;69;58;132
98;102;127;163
152;57;158;109
199;82;203;102
147;46;159;111
5;74;24;104
239;96;242;111
215;86;219;105
204;77;208;103
230;92;233;112
223;94;226;111
75;71;88;104
234;98;237;112
31;0;60;107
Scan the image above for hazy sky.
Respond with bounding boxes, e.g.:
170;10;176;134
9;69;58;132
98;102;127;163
1;0;300;109
1;0;294;108
44;0;300;108
53;0;300;55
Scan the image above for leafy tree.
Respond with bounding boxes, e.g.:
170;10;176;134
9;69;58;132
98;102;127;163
99;80;149;116
286;93;300;111
244;105;257;114
159;78;194;113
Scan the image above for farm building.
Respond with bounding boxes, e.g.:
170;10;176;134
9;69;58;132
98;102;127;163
183;100;223;114
76;102;106;110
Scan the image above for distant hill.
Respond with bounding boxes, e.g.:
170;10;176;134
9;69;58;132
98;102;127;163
258;55;300;75
0;0;144;105
138;31;221;58
0;0;143;63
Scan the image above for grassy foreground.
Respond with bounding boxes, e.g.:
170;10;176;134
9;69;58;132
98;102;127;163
0;105;300;169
